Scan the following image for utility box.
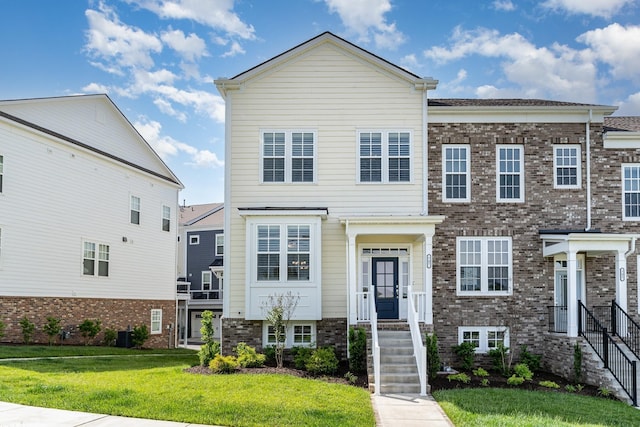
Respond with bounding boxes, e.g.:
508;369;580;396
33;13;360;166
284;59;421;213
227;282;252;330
116;330;133;348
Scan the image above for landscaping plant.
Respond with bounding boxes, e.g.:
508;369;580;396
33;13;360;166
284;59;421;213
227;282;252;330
234;342;266;368
19;317;35;344
131;324;149;349
43;316;62;346
348;326;367;374
262;291;300;368
452;341;476;370
425;333;441;381
0;320;5;340
488;342;511;376
519;345;541;372
103;328;117;346
573;341;583;384
306;347;339;375
291;346;313;370
78;319;102;345
198;310;220;366
209;353;239;373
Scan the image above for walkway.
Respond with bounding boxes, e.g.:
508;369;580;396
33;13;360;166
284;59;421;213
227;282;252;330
371;393;454;427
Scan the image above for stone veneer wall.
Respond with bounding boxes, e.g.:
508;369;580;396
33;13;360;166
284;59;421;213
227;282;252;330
0;296;176;348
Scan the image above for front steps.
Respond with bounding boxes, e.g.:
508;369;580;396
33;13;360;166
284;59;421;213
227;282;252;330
368;325;424;394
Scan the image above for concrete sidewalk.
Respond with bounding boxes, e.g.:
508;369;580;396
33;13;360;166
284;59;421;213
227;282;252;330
371;393;454;427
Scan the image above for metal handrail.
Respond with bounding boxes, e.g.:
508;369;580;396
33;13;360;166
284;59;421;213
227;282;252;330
408;284;427;396
611;300;640;360
369;289;381;396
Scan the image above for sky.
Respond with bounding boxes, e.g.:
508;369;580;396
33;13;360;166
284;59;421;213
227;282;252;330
1;0;639;205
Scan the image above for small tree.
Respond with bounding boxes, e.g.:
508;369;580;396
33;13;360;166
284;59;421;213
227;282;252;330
103;328;117;347
131;324;149;349
348;326;367;374
43;316;62;346
262;292;300;368
78;319;102;345
0;320;5;340
198;310;220;366
19;317;35;345
425;333;441;381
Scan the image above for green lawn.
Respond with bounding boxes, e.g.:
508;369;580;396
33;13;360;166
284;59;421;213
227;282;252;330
0;346;375;427
433;388;640;427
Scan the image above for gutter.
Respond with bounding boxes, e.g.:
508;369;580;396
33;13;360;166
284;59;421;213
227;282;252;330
585;109;592;231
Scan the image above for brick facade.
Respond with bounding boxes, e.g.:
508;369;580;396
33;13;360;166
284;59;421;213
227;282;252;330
0;297;176;348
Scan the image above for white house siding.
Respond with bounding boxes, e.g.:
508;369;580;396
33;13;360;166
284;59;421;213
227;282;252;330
226;43;428;319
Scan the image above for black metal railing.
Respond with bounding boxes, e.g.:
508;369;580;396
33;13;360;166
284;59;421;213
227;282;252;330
547;305;568;333
579;301;637;406
611;299;640;361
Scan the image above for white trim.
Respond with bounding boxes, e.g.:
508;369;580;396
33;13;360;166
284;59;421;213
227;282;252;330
356;130;414;184
456;236;513;296
202;271;212;290
496;145;524;203
442;145;470;203
622;164;640;221
189;234;200;245
458;326;510;354
263;321;316;348
215;233;224;256
259;129;317;184
150;309;162;334
604;132;640;149
553;144;582;189
130;195;141;225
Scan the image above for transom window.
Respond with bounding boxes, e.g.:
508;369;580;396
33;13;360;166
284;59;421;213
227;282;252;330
358;131;411;183
554;145;581;189
459;327;509;353
130;195;140;224
622;164;640;220
83;241;109;277
262;131;316;183
257;224;310;282
457;237;512;295
496;145;524;202
442;145;470;202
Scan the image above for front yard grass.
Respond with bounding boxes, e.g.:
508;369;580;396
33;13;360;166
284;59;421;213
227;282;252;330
0;347;374;427
433;388;640;427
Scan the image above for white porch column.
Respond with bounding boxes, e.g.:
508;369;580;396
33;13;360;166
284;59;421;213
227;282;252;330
567;250;579;337
347;232;358;324
615;249;628;312
424;234;434;324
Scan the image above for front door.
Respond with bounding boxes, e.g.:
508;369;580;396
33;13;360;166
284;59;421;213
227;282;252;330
373;257;399;319
554;256;585;331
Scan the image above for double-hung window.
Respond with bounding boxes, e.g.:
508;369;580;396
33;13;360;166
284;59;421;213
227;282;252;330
458;326;509;353
442;145;470;202
264;322;316;348
215;234;224;256
622;164;640;220
262;131;316;183
257;224;310;282
0;154;4;193
83;241;109;277
496;145;524;202
162;205;171;232
358;131;411;183
554;145;581;189
130;196;140;224
457;237;511;295
150;309;162;334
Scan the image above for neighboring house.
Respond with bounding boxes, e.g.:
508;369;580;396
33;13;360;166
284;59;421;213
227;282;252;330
176;203;224;343
215;32;640;402
0;94;183;348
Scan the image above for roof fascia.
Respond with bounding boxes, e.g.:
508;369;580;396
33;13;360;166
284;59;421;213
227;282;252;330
430;105;617;124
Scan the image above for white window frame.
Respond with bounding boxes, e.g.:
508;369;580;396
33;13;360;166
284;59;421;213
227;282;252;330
150;309;162;334
215;234;224;256
442;145;470;202
189;234;200;245
0;154;4;194
357;130;413;184
622;164;640;220
260;130;317;183
456;236;512;296
458;326;510;354
496;145;524;203
82;241;110;277
202;271;212;291
554;145;581;189
130;195;140;225
263;321;316;348
162;205;171;232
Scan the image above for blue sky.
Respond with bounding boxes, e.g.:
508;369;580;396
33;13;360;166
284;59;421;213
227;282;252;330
1;0;639;204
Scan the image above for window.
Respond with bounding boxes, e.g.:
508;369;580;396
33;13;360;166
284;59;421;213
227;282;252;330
83;241;109;277
457;237;511;295
554;145;581;189
458;327;509;353
443;145;470;202
287;225;310;281
622;164;640;220
496;145;524;202
189;234;200;245
256;224;311;282
130;196;140;224
264;322;315;347
162;205;171;231
262;131;316;183
293;325;313;345
150;309;162;334
202;271;212;290
215;234;224;256
0;155;3;193
358;131;411;183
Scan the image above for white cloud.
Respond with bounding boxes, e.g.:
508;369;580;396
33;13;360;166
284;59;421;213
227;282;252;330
323;0;406;50
221;40;245;58
541;0;633;18
492;0;515;12
616;92;640;116
161;28;208;62
82;82;111;94
578;23;640;82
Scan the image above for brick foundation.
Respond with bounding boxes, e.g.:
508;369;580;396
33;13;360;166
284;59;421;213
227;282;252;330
0;296;176;348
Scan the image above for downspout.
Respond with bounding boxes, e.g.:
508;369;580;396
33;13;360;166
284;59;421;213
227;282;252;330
421;86;428;215
626;237;636;259
585;109;592;231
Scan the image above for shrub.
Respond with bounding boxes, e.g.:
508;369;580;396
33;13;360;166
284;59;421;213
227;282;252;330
198;341;221;367
344;371;358;384
598;387;611;397
43;316;62;346
539;380;560;389
507;374;524;386
565;384;576;392
291;346;313;370
425;333;441;381
263;345;276;365
452;342;476;371
198;310;220;366
472;367;489;378
488;343;511;377
573;342;583;384
519;345;541;372
235;342;266;368
131;324;149;349
576;384;584;392
78;319;101;345
348;327;367;374
447;373;470;384
209;354;238;374
19;317;35;344
480;378;490;387
306;347;339;375
0;320;5;340
513;363;533;381
103;328;117;346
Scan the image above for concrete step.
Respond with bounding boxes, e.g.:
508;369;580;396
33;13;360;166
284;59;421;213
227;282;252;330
381;363;420;374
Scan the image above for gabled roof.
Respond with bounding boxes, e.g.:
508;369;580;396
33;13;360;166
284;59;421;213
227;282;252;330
430;99;607;108
604;116;640;132
215;31;437;96
179;203;224;227
0;94;182;187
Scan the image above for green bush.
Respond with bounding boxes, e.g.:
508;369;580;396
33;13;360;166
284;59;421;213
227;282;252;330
447;373;471;384
348;327;367;374
507;374;525;386
519;345;541;372
344;371;358;384
198;341;221;367
0;320;5;339
565;384;576;392
306;347;339;375
488;343;511;377
573;342;583;384
291;346;313;370
103;328;117;346
425;333;441;381
43;316;62;346
131;324;149;349
263;345;276;365
19;317;35;344
472;367;489;378
78;319;101;345
234;342;266;368
209;354;238;373
513;363;533;381
539;380;560;389
452;342;476;370
480;378;490;386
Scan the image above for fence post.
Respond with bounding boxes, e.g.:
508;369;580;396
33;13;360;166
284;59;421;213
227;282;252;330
578;302;582;336
611;299;617;337
603;327;609;369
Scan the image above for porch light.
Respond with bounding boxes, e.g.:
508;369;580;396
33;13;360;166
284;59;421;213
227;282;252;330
426;254;432;269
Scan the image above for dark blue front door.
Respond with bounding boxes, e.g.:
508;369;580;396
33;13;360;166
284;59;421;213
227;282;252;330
373;257;399;319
